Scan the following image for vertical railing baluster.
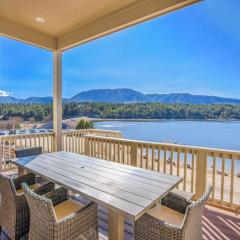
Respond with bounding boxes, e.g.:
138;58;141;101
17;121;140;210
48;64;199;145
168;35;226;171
146;145;149;170
113;141;116;162
183;149;187;191
25;135;27;147
151;146;154;171
177;148;180;177
170;148;173;175
140;145;143;168
191;150;195;193
221;154;225;203
230;155;235;207
163;146;167;173
157;146;161;172
212;153;216;200
118;142;120;163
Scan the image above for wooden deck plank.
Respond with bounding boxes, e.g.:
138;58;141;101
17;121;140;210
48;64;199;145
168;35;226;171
28;158;153;208
202;206;240;240
14;153;181;197
16;154;177;195
17;160;144;219
51;157;167;193
18;155;163;195
58;151;180;182
15;156;165;207
38;154;171;198
46;152;180;189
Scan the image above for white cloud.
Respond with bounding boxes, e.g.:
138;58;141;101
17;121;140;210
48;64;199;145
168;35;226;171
0;90;11;97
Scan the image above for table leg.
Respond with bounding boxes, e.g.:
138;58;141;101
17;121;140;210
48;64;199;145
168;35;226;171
108;210;125;240
18;166;26;176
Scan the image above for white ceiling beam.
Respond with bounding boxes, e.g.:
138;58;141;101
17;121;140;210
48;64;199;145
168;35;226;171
0;17;56;51
58;0;201;51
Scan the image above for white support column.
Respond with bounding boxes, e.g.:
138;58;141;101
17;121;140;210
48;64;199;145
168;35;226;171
53;50;62;151
195;150;207;200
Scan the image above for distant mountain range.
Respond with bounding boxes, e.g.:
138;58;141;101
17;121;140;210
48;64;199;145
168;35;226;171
1;88;240;104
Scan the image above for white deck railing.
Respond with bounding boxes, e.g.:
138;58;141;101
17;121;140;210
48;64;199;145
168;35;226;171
84;135;240;212
0;132;54;172
0;129;122;172
1;129;239;212
62;129;122;154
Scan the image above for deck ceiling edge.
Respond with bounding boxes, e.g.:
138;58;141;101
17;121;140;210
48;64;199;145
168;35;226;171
0;17;57;51
57;0;201;51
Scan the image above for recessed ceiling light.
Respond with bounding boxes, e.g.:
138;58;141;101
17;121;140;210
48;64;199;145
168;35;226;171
35;17;45;23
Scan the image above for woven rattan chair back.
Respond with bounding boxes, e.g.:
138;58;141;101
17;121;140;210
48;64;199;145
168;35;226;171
182;186;212;240
22;183;56;240
0;174;16;239
15;147;42;158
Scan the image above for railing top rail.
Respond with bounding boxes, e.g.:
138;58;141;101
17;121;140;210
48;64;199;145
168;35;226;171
89;129;122;133
62;129;122;134
0;129;122;139
0;132;54;139
85;135;240;156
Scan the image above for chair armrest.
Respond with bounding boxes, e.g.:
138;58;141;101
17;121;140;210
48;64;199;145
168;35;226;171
56;202;98;239
44;187;68;206
36;176;49;185
161;192;191;214
13;172;36;190
135;213;182;239
34;182;55;195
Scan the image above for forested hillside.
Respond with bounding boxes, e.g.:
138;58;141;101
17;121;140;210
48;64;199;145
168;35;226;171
0;103;240;122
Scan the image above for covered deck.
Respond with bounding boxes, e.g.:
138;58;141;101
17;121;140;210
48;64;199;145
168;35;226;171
1;0;240;239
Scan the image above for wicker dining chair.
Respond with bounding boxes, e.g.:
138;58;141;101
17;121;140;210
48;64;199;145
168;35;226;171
134;186;212;240
0;173;54;240
1;147;43;178
15;147;43;158
15;146;49;184
22;184;99;240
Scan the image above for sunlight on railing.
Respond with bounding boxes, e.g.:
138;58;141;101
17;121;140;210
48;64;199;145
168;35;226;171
84;135;240;212
0;129;122;172
0;129;239;212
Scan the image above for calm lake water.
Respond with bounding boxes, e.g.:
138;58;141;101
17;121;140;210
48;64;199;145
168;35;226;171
94;120;240;151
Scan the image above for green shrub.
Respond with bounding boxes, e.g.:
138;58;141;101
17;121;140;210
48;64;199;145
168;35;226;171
76;119;93;129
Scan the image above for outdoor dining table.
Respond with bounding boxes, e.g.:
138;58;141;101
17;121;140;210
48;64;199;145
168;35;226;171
11;151;182;240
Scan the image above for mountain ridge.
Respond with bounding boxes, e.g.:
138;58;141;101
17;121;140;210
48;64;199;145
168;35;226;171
1;88;240;104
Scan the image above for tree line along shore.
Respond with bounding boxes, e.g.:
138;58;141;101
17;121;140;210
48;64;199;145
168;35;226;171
0;102;240;124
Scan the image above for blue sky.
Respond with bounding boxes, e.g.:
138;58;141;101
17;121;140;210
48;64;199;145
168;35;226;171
0;0;240;99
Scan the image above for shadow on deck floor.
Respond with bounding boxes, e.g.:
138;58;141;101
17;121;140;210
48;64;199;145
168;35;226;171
202;206;240;240
1;205;239;240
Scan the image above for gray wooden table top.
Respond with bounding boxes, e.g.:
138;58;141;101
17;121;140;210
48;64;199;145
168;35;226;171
11;151;182;220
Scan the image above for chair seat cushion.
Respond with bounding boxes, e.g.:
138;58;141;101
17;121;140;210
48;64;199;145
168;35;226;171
16;183;41;194
54;199;83;220
147;204;184;226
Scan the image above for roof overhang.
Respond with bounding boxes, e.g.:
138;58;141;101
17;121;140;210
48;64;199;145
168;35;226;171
0;0;201;51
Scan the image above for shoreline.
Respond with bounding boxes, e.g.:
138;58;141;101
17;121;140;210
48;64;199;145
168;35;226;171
91;118;240;123
1;117;240;133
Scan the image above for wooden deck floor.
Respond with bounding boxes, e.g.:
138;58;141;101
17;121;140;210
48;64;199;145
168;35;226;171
202;206;240;240
1;205;239;240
